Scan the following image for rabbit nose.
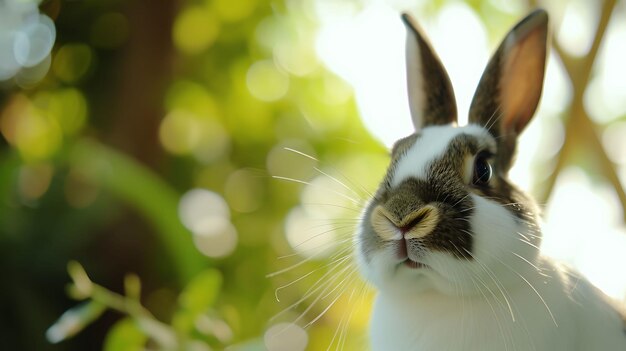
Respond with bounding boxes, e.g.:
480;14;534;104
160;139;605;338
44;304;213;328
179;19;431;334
370;204;440;241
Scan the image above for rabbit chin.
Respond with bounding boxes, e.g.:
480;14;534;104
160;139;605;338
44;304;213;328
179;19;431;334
356;193;542;299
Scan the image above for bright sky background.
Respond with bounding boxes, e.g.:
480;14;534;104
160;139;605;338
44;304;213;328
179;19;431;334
310;0;626;301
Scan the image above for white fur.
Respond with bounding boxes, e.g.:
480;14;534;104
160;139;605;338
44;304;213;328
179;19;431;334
391;124;491;187
370;262;625;351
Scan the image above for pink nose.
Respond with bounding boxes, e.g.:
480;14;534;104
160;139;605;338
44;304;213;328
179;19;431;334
396;238;408;259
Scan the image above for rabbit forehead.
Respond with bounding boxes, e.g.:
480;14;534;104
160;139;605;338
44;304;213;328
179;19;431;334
391;124;491;187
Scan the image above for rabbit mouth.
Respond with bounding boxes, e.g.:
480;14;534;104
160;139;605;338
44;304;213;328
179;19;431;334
393;239;429;269
402;259;428;269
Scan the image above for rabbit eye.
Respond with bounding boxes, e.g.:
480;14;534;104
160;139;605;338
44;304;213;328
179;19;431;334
473;152;492;185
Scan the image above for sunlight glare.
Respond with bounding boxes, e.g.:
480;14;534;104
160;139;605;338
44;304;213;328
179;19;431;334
542;168;626;300
584;9;626;124
315;2;410;147
430;3;488;125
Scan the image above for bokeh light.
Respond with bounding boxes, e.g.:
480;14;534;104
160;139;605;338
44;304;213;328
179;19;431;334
33;88;88;136
13;15;55;67
159;110;204;155
246;60;290;102
165;80;221;118
179;188;238;258
193;216;238;259
213;0;257;22
264;323;308;351
224;169;263;213
0;94;62;161
266;141;317;179
52;44;93;83
159;109;229;162
0;1;56;86
14;53;52;88
18;162;53;201
173;6;220;55
179;188;230;233
284;205;337;259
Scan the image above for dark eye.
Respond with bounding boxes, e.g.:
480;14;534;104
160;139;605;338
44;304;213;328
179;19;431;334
473;152;492;185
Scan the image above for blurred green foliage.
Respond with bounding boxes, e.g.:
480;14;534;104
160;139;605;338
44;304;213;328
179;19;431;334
1;0;383;349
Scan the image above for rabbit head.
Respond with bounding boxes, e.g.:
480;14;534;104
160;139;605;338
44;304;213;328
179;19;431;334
357;10;549;298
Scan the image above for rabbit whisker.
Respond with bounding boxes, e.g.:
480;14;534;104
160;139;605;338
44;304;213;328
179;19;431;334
274;253;353;301
466;266;512;351
484;104;504;134
476;247;558;327
268;230;354;277
284;147;375;199
272;175;362;205
273;262;354;323
460;245;516;323
283;147;318;162
327;288;354;351
516;237;540;250
450;193;471;209
314;166;364;200
272;228;354;263
301;202;362;213
303;268;361;329
510;252;550;278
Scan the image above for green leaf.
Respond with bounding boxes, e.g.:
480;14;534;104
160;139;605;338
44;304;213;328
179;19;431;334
172;269;222;335
172;308;195;335
46;301;106;343
179;269;222;313
103;318;147;351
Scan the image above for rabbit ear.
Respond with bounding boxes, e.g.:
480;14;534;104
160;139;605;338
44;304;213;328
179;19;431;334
469;9;548;170
402;13;457;130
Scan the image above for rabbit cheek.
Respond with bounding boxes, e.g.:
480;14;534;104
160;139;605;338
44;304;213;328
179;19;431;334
474;176;538;227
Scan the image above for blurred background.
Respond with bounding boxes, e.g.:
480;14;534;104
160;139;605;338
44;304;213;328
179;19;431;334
1;0;625;350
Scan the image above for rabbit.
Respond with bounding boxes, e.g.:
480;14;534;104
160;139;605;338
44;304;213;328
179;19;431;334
355;9;626;351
